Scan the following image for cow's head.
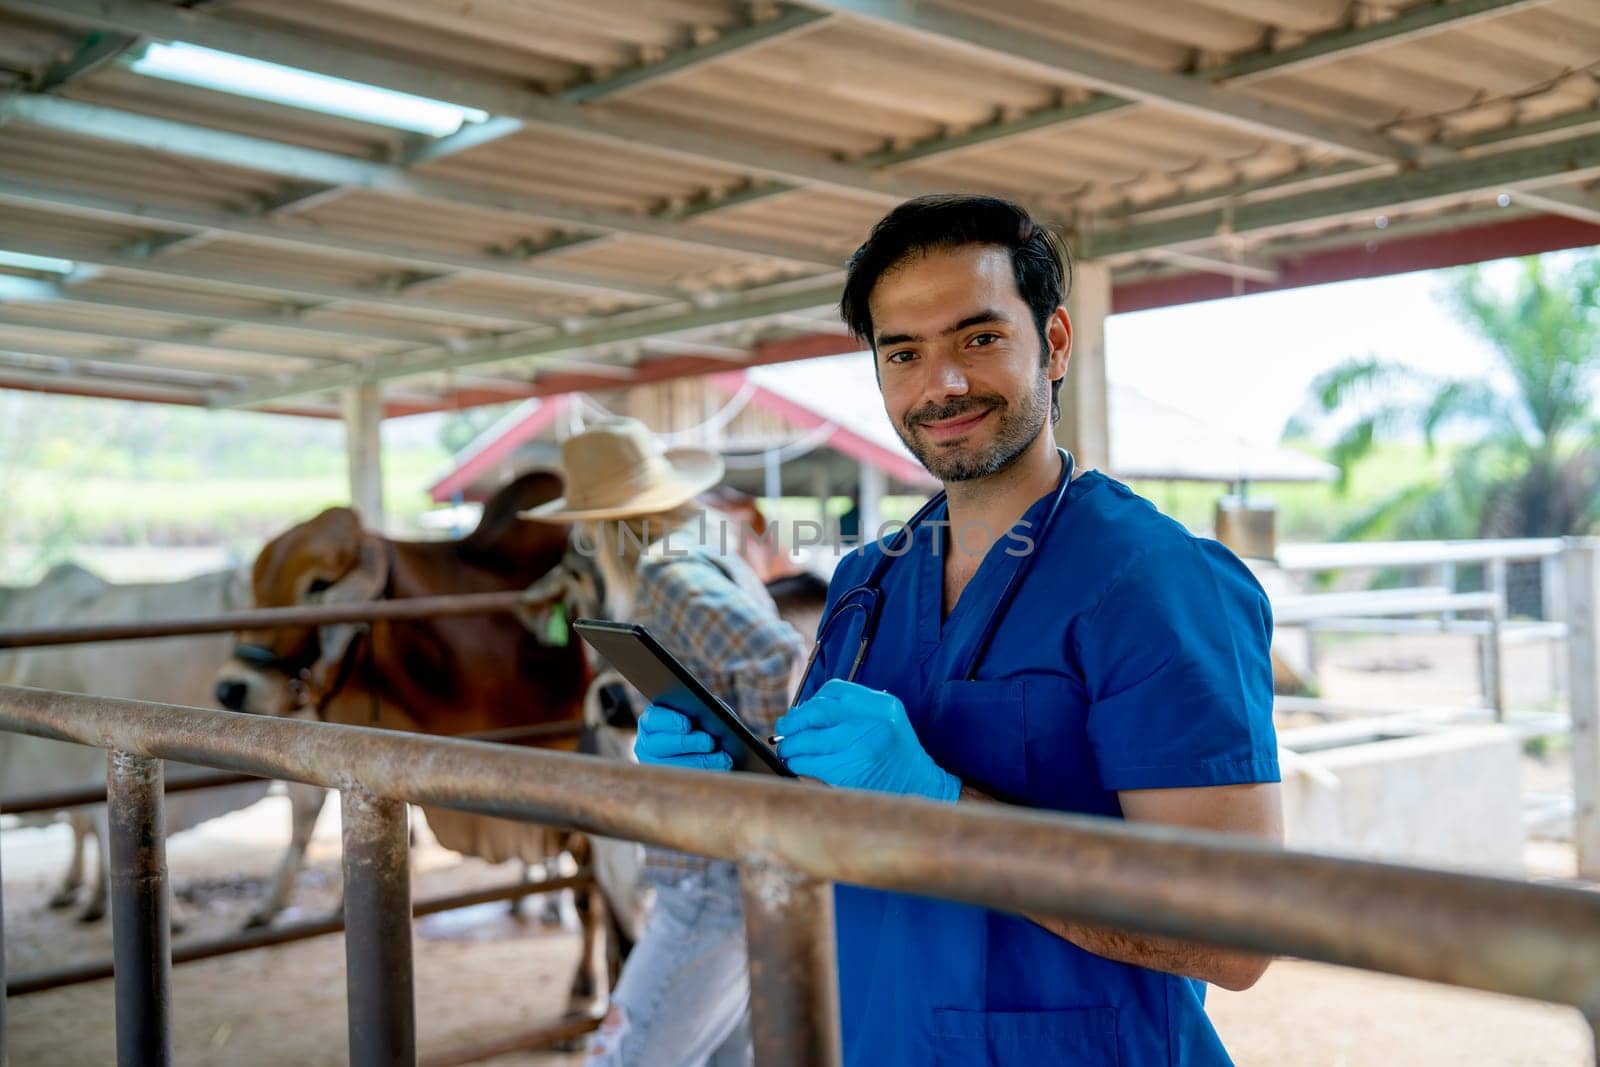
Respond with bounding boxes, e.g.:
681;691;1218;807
518;539;607;651
214;506;389;716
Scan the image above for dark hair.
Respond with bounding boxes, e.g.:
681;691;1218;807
840;194;1073;422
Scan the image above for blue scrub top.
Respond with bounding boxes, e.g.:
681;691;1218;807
801;468;1279;1067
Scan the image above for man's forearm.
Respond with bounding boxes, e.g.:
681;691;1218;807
956;784;1271;991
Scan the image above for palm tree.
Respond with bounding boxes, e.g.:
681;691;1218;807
1287;253;1600;543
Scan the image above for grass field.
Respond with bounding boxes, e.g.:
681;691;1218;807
0;445;451;582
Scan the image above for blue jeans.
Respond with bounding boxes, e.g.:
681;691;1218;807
586;862;752;1067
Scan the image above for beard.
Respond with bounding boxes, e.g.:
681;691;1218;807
896;366;1051;483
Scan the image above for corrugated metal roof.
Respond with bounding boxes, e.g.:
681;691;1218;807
0;0;1593;416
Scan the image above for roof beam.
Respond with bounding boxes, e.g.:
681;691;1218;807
1509;186;1600;227
1085;133;1600;260
0;312;363;365
0;231;558;328
798;0;1433;165
863;1;1532;172
1207;0;1554;84
143;116;529;260
539;0;1529;231
1147;249;1280;284
1097;107;1600;230
15;0;1496;241
32;28;140;91
529;0;1503;238
68;5;827;299
0;343;244;385
526;357;639;380
859;96;1132;169
1;0;934;203
0;283;459;345
0;94;845;268
399;115;526;168
0;362;216;403
562;5;830;103
0;178;686;301
218;279;844;408
116;8;828;308
640;336;754;361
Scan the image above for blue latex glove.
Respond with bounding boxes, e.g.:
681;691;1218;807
775;679;959;802
634;704;732;772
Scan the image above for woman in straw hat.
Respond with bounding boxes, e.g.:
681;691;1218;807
523;418;805;1067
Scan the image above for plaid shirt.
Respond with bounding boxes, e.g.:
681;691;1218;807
629;539;805;885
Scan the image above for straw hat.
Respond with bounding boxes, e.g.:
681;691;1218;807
518;418;724;522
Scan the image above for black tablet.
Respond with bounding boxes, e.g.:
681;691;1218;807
573;618;795;777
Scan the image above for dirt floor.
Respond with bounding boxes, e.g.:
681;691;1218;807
1311;629;1565;713
3;631;1592;1065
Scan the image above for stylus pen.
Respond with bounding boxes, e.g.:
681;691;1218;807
768;734;784;746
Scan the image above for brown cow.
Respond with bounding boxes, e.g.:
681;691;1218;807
214;471;613;1010
216;473;831;1015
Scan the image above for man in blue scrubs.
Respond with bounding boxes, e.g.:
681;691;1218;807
638;194;1282;1065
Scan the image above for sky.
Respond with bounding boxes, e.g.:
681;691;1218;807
1104;266;1502;446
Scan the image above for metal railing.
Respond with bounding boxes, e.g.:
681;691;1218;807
0;717;588;1005
1272;540;1598;869
2;684;1600;1066
0;589;546;650
0;585;592;1033
1275;537;1567;572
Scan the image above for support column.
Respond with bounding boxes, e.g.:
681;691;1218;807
812;464;832;528
764;446;782;503
107;752;172;1067
1;810;8;1067
343;379;385;532
1565;539;1600;880
858;462;885;543
1057;258;1111;474
341;787;414;1067
740;863;841;1067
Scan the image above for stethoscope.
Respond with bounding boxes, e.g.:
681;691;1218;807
796;448;1076;695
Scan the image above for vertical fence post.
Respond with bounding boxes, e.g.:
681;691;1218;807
341;787;415;1067
1;814;8;1067
1566;539;1600;881
107;751;172;1067
1488;556;1508;721
740;862;840;1067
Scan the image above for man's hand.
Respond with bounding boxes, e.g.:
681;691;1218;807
775;679;959;801
634;705;732;772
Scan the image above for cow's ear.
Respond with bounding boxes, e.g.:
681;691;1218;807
327;534;389;604
315;534;390;672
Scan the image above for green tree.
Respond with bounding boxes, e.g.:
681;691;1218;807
438;402;517;456
1288;253;1600;542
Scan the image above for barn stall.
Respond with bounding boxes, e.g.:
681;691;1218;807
1;0;1600;1063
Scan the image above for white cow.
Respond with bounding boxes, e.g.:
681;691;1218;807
0;563;325;926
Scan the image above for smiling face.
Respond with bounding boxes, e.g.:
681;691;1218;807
869;244;1071;483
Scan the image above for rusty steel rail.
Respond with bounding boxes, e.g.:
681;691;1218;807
0;589;550;649
5;871;592;997
1;770;263;816
4;685;1600;1062
0;720;583;816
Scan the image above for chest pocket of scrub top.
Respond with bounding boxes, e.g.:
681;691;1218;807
931;1006;1120;1066
926;676;1097;808
924;679;1029;800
